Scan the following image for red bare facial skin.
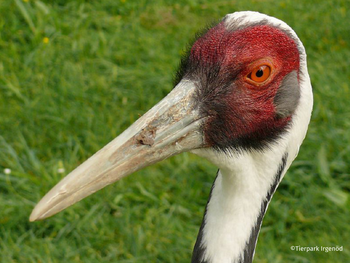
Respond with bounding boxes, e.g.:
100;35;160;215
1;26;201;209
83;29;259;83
190;23;300;150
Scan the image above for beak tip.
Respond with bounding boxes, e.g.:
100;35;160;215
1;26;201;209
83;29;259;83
29;216;37;222
29;207;42;222
29;212;39;222
29;203;51;222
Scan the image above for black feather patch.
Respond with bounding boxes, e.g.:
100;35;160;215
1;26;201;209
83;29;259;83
191;171;219;263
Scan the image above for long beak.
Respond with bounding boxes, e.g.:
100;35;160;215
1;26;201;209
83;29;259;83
30;80;207;221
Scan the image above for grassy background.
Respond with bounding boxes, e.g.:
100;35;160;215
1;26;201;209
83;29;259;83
0;0;349;262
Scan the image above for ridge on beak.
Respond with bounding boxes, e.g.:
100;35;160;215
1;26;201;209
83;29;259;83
30;80;208;221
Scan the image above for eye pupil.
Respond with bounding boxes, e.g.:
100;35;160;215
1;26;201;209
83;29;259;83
246;64;272;85
255;69;264;78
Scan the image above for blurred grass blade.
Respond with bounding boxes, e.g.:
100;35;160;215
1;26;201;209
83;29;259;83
0;136;25;172
15;0;36;33
323;188;349;207
4;78;26;102
317;145;331;184
35;0;50;15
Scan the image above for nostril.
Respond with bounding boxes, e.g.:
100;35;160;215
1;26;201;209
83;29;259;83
135;128;156;146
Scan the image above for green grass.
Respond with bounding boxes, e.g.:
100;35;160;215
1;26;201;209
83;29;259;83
0;0;349;262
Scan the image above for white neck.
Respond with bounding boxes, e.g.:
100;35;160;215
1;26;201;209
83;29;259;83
191;146;288;263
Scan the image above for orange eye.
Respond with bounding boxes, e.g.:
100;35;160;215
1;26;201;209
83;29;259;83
247;65;272;84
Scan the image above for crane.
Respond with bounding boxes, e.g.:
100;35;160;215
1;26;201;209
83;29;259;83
30;11;313;263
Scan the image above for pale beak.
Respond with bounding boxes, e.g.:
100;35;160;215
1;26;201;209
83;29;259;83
30;80;207;221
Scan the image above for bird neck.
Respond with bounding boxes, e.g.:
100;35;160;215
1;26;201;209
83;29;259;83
191;149;288;263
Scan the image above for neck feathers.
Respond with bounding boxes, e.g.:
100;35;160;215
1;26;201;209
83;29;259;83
192;153;288;263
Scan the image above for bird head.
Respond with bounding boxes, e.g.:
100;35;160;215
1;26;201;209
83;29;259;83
30;11;312;221
179;15;303;152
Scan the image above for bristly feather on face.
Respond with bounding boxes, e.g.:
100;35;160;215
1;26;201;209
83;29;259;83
175;19;302;153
